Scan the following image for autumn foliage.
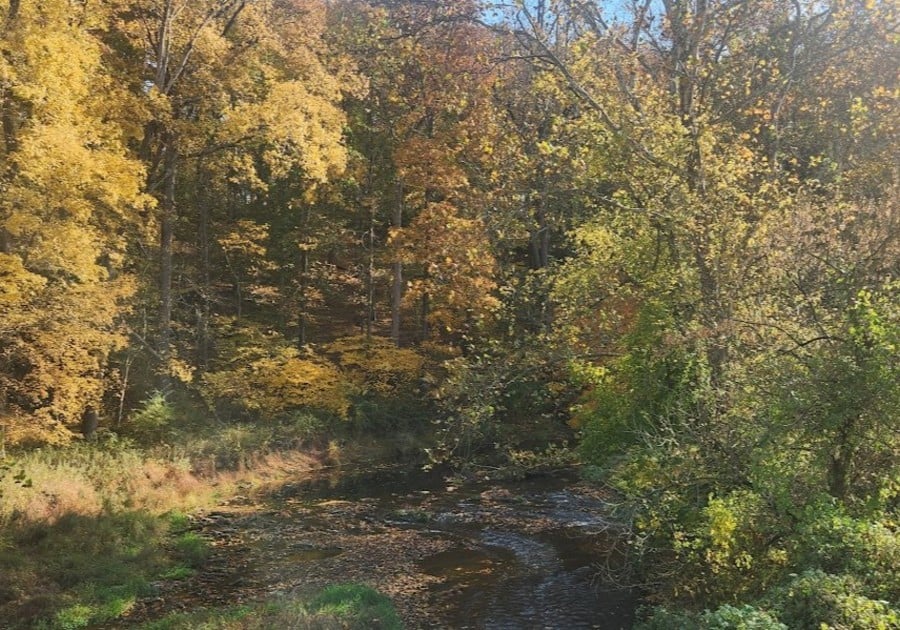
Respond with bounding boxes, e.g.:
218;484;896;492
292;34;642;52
0;0;897;625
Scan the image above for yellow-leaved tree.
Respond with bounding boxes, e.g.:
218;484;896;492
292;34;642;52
0;0;149;444
110;0;358;384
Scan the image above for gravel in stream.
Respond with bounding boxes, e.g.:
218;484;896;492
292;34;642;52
121;477;628;629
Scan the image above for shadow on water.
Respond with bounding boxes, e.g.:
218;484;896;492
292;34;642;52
282;466;638;629
427;530;636;629
275;463;451;502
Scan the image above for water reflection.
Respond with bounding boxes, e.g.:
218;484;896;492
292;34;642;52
285;466;637;629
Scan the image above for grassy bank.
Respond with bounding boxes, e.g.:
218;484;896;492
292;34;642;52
0;418;419;629
0;510;203;629
141;584;402;630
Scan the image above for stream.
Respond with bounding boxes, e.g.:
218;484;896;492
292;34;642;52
135;467;638;629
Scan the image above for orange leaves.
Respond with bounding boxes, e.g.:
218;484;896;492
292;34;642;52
395;136;469;201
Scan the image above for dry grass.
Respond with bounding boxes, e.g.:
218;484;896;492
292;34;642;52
0;441;203;526
0;436;332;629
0;434;329;528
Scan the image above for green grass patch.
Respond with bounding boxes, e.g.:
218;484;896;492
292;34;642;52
173;531;210;568
0;511;167;628
167;510;191;532
159;565;196;581
308;584;402;629
0;509;217;629
140;585;402;629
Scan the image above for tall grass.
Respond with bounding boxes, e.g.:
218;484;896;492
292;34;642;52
0;439;207;628
0;437;201;527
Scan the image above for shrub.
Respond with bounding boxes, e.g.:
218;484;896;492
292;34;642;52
700;604;786;629
773;570;899;630
635;606;700;629
125;392;177;441
794;500;900;601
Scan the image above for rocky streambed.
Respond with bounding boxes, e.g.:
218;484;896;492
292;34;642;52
126;467;638;629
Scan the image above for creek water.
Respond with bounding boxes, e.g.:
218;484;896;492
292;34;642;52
127;466;639;628
281;467;639;629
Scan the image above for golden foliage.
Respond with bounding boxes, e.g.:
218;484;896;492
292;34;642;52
325;335;425;395
0;0;147;443
201;324;350;418
392;202;500;336
0;278;136;445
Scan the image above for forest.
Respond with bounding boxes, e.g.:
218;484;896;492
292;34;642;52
0;0;897;628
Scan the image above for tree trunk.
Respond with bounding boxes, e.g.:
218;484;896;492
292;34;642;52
158;143;177;368
420;292;430;340
530;190;549;270
827;416;858;499
298;246;308;348
6;0;20;24
196;160;210;368
298;205;310;348
3;1;20;155
366;205;375;341
1;93;16;156
391;180;404;346
80;407;99;440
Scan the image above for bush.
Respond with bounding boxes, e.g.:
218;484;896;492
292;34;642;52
700;604;786;629
638;603;787;630
635;606;700;629
772;570;899;630
794;500;900;601
125;392;177;441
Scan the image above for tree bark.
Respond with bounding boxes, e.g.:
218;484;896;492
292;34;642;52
366;203;375;341
298;246;309;347
530;196;549;270
391;180;404;346
196;160;210;368
298;205;310;348
827;415;858;499
420;292;430;340
1;0;18;156
158;143;177;367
